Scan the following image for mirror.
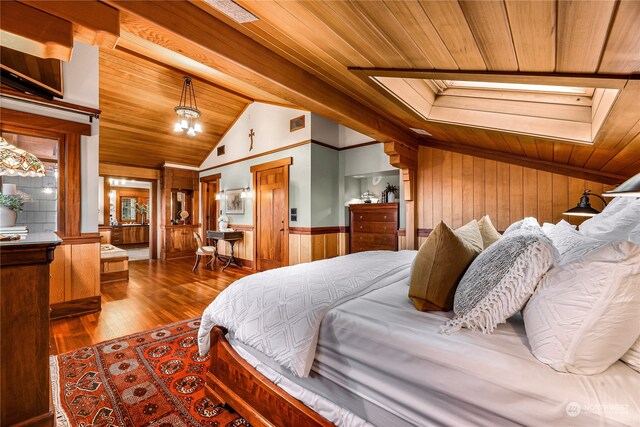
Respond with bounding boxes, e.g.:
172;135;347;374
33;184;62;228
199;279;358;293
170;190;192;224
121;197;137;221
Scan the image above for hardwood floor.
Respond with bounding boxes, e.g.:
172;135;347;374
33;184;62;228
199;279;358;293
50;257;251;354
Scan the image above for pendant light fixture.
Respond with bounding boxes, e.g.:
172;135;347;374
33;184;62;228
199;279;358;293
0;136;46;177
173;77;202;136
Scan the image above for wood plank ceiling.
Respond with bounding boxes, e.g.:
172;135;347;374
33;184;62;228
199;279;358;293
183;0;639;179
99;47;250;168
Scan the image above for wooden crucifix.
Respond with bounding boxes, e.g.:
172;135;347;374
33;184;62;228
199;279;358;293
249;128;255;151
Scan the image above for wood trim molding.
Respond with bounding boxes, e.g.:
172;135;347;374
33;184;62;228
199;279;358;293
288;226;349;235
59;233;102;245
0;108;91;135
0;87;101;118
201;140;310;173
200;173;221;182
200;141;383;175
249;157;293;173
229;224;254;231
100;163;161;180
421;139;626;185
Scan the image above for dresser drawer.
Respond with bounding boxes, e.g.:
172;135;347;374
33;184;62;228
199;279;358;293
351;240;396;253
351;210;396;223
351;232;396;247
352;221;397;233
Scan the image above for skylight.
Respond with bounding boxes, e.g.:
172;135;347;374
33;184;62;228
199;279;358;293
441;80;589;95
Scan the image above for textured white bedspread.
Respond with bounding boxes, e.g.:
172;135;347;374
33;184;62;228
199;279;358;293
198;250;416;377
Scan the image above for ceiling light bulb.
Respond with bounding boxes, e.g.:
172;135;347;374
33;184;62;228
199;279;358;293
174;122;183;132
181;119;188;129
187;127;196;136
194;123;202;133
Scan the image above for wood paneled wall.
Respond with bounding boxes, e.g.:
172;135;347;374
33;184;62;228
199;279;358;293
289;232;349;266
418;147;613;232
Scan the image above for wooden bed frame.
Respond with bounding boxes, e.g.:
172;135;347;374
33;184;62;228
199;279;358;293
206;326;334;427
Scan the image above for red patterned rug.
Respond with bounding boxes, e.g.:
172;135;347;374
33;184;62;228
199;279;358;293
51;318;251;427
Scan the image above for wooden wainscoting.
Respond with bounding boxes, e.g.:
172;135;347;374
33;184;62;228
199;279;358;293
213;225;255;269
50;236;101;319
288;227;349;265
417;147;615;233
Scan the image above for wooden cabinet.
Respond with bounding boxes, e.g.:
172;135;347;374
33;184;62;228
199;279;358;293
1;232;61;427
106;225;149;245
161;167;200;259
163;225;198;259
349;203;399;253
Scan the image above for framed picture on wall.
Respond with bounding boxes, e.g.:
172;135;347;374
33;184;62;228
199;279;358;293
225;189;244;215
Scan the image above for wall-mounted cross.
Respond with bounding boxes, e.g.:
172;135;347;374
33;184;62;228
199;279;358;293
249;128;255;151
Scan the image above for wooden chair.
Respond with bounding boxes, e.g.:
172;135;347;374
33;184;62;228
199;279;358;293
193;232;216;271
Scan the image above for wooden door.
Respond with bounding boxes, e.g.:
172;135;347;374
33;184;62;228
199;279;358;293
256;167;287;271
203;181;218;232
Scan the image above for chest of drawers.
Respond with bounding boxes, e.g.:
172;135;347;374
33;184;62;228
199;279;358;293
349;203;399;253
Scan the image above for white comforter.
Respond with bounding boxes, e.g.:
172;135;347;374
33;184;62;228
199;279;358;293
198;250;416;377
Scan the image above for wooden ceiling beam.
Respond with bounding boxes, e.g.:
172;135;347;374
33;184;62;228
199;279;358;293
0;1;73;61
19;0;120;49
102;0;420;147
351;68;631;89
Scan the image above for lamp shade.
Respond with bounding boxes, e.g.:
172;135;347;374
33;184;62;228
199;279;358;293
564;190;607;217
0;136;46;177
603;173;640;197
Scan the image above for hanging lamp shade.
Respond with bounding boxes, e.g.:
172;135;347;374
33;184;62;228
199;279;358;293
603;173;640;197
0;136;46;177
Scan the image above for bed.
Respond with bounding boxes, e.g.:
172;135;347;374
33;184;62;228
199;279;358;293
198;251;640;427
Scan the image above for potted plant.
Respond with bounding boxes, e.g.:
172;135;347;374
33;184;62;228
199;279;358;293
0;194;24;227
135;201;149;224
385;182;398;203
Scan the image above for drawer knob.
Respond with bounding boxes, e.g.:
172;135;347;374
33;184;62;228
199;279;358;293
359;215;363;219
359;225;362;229
384;216;387;219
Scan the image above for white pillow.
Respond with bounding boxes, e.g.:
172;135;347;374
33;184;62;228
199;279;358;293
621;337;640;373
504;217;542;235
543;222;607;265
523;241;640;375
579;196;640;241
541;219;576;235
442;230;556;334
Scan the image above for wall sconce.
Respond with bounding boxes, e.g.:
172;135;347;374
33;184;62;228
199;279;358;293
215;192;221;201
564;190;608;217
240;187;252;198
603;173;640;197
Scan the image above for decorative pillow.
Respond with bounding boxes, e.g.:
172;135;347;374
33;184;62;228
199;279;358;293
621;337;640;373
542;221;607;265
579;196;640;241
541;219;576;235
477;215;501;249
409;221;482;311
523;241;640;375
442;230;557;334
503;217;542;235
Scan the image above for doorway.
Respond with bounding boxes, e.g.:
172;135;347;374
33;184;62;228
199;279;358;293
251;158;291;271
200;174;220;234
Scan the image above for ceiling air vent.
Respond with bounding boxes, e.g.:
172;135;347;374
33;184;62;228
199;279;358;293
203;0;259;23
410;128;432;136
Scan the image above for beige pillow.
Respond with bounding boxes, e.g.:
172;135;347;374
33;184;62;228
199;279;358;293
478;215;501;249
409;221;482;311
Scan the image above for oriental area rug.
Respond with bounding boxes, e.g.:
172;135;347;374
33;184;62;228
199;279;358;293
51;318;251;427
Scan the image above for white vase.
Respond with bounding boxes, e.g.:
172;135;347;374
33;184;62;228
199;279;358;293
219;221;228;231
388;193;396;203
0;206;17;227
